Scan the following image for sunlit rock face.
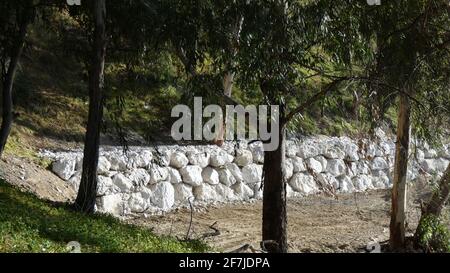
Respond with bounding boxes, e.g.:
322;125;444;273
40;129;450;217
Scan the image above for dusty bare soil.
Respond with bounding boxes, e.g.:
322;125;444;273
1;154;442;253
131;187;431;253
0;155;76;203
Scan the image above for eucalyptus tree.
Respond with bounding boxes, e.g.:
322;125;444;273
352;0;450;250
0;0;36;157
235;0;367;252
73;0;107;213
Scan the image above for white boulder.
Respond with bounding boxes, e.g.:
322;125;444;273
112;173;134;192
52;157;76;180
173;183;194;205
179;165;203;186
170;151;189;169
210;151;234;167
168;167;182;184
242;164;263;184
217;168;236;186
326;159;347;176
234;149;253;167
150;182;175;210
305;157;323;173
289;173;317;194
202;167;220;185
231;182;254;201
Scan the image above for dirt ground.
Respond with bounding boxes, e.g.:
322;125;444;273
0;155;76;203
1;155;444;253
130;186;433;253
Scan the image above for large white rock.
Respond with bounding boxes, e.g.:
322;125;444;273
128;188;152;212
326;159;347;176
97;156;111;174
68;171;81;191
421;158;449;174
217;168;236;186
372;175;390;189
52;157;76;180
215;184;237;201
112;173;134;192
424;149;438;158
170;151;189;169
314;156;328;171
127;168;151;186
352;175;373;191
210;151;234;167
107;153;128;171
150;182;175;210
168;167;182;184
291;156;307;173
379;141;394;156
297;144;319;159
173;183;194;205
97;175;116;195
289;173;317;194
179;165;203;186
194;183;220;201
153;149;171;167
242;164;263;184
343;142;360;161
336;175;354;193
285;141;298;158
317;173;339;190
371;157;389;170
202;167;220;185
349;161;371;175
305;157;323;173
128;150;153;169
234;149;253;167
148;164;169;184
284;158;294;180
186;151;210;168
231;182;254;201
323;146;345;159
225;162;244;183
366;143;383;158
96;194;123;215
248;142;265;163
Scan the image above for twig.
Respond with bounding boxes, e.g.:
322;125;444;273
201;221;221;239
185;196;195;240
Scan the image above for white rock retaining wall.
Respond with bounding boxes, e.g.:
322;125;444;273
40;129;450;216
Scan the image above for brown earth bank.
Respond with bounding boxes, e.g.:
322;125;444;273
130;184;441;253
1;154;447;253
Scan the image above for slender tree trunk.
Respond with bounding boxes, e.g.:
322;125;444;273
390;91;412;250
0;8;32;157
262;108;287;253
74;0;107;213
414;164;450;250
420;164;450;217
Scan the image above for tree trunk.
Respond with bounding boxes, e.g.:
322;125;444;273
389;92;411;250
414;164;450;249
262;111;287;253
0;7;32;157
74;0;107;213
421;164;450;216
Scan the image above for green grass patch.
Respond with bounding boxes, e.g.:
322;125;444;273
0;180;209;253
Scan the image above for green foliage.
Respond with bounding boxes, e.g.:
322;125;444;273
0;180;208;253
415;214;450;253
